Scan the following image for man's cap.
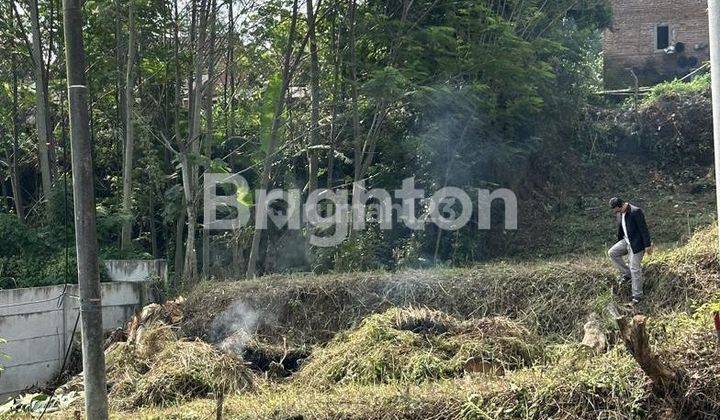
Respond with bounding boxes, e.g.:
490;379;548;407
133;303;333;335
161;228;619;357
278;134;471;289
609;197;624;209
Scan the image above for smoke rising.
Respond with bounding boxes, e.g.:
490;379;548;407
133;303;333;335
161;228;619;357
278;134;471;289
210;300;261;354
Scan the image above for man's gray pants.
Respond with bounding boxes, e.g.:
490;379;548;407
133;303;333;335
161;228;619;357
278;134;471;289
608;240;644;299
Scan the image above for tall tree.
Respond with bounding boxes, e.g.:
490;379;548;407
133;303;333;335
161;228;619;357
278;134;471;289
305;0;320;193
10;58;25;222
115;0;127;171
225;0;236;140
121;0;138;250
326;2;343;189
171;0;185;284
348;0;361;204
202;0;217;278
246;0;309;277
181;0;211;286
26;0;55;198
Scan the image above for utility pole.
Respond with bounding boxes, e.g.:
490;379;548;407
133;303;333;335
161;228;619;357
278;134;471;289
61;0;110;418
710;0;720;255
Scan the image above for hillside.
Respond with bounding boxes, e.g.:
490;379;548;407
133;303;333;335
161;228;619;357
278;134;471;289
129;226;720;419
7;220;713;419
5;0;720;418
8;104;720;416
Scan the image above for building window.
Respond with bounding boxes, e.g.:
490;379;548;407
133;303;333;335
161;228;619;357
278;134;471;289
656;25;670;50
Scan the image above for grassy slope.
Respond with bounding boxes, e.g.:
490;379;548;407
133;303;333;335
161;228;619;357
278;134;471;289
38;78;720;419
507;163;716;260
37;160;719;419
183;192;718;349
113;225;720;419
63;224;716;420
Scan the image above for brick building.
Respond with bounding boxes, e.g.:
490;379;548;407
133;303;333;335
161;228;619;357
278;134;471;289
603;0;709;88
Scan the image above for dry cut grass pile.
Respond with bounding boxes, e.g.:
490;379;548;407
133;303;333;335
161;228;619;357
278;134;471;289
49;298;254;412
295;307;541;386
107;332;252;409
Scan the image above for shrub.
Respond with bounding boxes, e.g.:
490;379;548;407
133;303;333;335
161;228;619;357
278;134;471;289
0;214;49;258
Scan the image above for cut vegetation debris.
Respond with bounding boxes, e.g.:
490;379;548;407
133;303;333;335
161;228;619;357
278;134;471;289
185;225;720;349
106;297;254;409
295;307;540;386
107;339;252;409
11;297;254;415
185;259;619;347
23;226;720;419
133;300;720;419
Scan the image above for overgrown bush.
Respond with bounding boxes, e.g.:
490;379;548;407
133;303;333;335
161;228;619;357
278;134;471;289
593;75;713;168
0;224;117;289
0;214;49;258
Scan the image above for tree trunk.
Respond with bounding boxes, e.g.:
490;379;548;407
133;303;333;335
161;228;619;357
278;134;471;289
115;0;126;167
61;0;109;416
348;0;363;230
171;0;192;287
181;157;199;286
305;0;320;193
226;0;236;139
11;59;25;222
202;0;217;279
326;5;342;189
182;0;210;287
616;315;677;386
246;0;301;278
232;235;245;277
121;0;137;251
174;199;186;285
148;191;158;258
30;0;54;198
349;0;360;185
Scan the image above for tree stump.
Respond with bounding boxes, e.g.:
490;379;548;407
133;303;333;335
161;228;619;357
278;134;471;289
615;315;676;386
581;312;608;354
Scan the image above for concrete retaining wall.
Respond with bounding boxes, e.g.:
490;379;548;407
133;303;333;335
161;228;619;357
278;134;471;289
0;281;152;401
104;259;167;283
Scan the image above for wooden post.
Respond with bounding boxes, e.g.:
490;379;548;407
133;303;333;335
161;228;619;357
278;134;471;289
215;392;224;420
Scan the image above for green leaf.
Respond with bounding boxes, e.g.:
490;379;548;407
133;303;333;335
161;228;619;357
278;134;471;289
236;184;253;207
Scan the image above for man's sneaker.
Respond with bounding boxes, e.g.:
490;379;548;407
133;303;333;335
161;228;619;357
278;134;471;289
631;297;642;305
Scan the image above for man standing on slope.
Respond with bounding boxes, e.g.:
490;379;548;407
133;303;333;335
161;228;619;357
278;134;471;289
607;197;653;304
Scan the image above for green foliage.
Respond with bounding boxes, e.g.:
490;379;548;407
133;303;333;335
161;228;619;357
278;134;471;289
362;66;408;103
331;224;394;272
41;250;79;285
259;73;283;155
42;179;75;250
0;214;49;258
631;76;712;167
642;74;711;106
0;247;114;289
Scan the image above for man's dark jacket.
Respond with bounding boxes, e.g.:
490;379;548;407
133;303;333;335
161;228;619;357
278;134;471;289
616;204;652;254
